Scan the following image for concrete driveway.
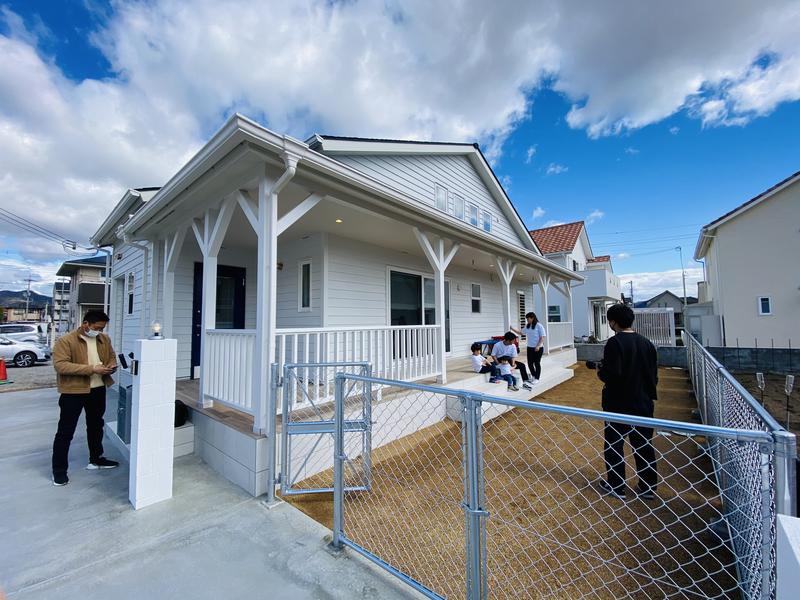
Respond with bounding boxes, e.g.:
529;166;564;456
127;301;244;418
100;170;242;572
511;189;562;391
0;387;416;600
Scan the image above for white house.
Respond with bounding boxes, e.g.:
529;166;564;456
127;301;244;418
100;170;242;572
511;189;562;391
54;255;110;331
92;114;582;496
530;221;622;341
693;169;800;347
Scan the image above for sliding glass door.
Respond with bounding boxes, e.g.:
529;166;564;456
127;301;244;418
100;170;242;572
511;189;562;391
390;270;450;353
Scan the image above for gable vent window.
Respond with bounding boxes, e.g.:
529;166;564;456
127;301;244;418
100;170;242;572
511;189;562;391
758;296;772;316
434;184;448;212
481;210;492;233
467;203;479;227
126;272;135;316
453;194;465;220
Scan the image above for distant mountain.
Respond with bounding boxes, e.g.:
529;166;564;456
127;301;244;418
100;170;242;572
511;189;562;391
0;290;52;308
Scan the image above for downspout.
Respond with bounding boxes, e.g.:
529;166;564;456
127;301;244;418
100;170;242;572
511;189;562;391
119;231;150;340
93;246;112;315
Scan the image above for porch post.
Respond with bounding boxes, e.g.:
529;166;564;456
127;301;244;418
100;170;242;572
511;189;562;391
413;228;460;384
162;227;187;339
192;198;236;407
149;237;162;328
495;257;517;333
537;272;551;354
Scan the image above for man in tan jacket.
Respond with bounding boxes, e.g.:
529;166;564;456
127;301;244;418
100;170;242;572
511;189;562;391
51;310;118;486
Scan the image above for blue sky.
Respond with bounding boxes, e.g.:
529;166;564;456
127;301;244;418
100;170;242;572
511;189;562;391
1;1;799;299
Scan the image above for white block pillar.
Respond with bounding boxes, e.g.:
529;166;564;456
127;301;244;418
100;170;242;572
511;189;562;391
129;338;178;510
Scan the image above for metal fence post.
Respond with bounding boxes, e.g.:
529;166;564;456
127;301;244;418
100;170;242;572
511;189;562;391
759;446;773;599
773;430;798;517
332;373;346;549
266;362;279;503
462;394;487;600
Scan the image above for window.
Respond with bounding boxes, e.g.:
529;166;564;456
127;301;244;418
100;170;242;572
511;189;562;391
517;292;526;338
434;184;448;212
481;210;492;233
471;284;481;313
126;273;135;315
453;194;465;220
572;260;579;272
467;203;479;227
298;260;312;311
548;305;561;323
758;296;772;315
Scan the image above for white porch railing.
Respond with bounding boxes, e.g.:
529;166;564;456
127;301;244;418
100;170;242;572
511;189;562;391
547;321;574;351
203;329;256;414
276;325;441;411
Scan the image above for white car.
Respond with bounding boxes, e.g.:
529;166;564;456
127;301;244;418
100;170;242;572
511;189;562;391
0;336;51;367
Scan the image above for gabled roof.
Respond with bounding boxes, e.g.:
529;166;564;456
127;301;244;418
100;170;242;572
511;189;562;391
529;221;585;254
309;134;541;255
92;187;161;247
55;255;107;277
588;255;610;263
694;169;800;259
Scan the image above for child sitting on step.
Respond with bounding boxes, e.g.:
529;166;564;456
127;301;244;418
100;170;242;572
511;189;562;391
470;342;499;382
497;356;519;391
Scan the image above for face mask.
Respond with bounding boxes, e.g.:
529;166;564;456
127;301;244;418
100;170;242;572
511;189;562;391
84;329;101;338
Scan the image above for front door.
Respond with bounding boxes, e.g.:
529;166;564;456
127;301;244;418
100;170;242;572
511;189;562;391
390;271;450;353
191;263;246;378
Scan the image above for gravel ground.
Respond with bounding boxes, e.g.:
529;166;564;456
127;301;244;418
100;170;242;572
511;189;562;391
0;361;56;393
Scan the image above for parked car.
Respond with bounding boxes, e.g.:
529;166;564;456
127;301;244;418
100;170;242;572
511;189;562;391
0;336;51;367
0;323;48;345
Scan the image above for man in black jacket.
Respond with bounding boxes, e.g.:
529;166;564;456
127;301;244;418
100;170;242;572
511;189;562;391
596;304;658;500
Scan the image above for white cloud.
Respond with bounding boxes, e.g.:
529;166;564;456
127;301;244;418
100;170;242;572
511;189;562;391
618;267;703;302
1;0;799;272
531;206;546;220
525;145;537;163
546;163;568;175
0;256;62;295
615;252;630;260
543;219;565;227
669;126;680;135
586;209;604;223
501;174;512;189
624;146;639;155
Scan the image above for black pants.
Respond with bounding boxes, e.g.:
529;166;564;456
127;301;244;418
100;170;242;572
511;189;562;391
527;347;543;380
52;387;106;475
603;421;658;493
478;364;498;377
514;361;529;382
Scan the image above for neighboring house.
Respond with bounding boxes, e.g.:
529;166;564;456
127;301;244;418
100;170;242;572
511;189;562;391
0;290;50;323
530;221;622;341
91;114;582;496
693;169;800;347
54;256;109;330
639;290;698;330
51;280;71;332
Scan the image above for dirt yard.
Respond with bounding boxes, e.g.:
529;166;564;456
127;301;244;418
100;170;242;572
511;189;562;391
285;365;741;599
737;372;799;435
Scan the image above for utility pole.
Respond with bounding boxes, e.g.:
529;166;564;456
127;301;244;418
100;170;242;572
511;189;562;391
627;280;634;306
24;272;32;319
675;246;688;310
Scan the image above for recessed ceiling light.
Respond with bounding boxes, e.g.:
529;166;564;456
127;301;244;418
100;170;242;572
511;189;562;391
335;219;343;223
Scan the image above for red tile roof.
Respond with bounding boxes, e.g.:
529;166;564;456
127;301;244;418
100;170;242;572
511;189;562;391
529;221;584;254
588;255;610;263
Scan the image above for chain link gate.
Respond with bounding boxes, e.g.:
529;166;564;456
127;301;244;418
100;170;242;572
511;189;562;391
279;362;372;496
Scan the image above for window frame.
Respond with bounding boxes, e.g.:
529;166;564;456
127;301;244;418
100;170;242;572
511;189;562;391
471;283;481;313
126;272;135;316
434;183;448;212
467;203;479;227
757;296;772;316
547;304;562;323
452;193;465;220
481;209;492;233
298;259;312;312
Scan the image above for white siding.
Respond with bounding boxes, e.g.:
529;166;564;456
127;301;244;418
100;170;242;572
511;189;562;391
276;233;324;328
333;154;530;251
325;234;510;355
110;243;150;389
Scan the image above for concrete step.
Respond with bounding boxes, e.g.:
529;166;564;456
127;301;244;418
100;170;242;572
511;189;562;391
445;367;574;402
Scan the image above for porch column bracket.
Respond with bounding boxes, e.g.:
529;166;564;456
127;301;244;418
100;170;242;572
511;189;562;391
164;227;187;273
536;271;551;354
277;192;322;236
236;190;259;232
494;257;518;284
412;228;460;384
495;257;517;331
191;196;235;258
162;227;186;340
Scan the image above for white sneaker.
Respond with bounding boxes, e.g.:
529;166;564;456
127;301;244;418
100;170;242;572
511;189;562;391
522;382;533;390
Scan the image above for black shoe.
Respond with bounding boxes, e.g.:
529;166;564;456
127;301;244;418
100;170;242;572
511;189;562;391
598;480;626;500
53;473;69;486
87;457;119;470
636;485;656;500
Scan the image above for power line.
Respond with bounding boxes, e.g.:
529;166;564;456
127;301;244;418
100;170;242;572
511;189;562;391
0;208;69;244
590;223;704;237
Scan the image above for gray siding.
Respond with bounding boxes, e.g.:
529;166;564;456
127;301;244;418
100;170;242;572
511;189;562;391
276;233;324;329
333;154;530;251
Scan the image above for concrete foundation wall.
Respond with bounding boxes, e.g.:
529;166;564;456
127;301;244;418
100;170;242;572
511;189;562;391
576;342;688;368
707;346;800;374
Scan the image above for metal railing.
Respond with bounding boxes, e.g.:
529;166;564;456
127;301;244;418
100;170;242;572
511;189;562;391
327;370;793;599
546;321;574;351
634;307;677;346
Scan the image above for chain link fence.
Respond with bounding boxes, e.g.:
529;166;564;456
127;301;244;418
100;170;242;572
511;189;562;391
326;371;790;599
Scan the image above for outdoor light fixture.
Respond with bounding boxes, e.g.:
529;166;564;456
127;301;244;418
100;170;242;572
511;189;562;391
335;219;343;223
149;320;163;340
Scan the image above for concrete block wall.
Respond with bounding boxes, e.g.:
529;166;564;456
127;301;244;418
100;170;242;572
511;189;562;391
707;346;800;374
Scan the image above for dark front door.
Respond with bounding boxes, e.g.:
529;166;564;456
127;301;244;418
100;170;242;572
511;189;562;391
191;263;246;378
